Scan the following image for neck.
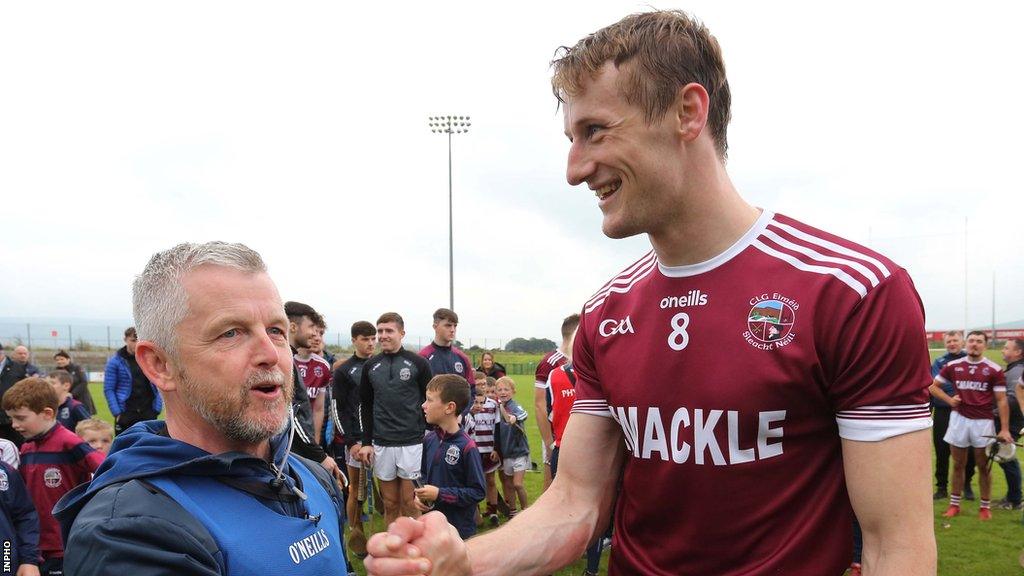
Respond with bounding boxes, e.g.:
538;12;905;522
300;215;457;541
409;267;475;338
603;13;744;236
968;353;982;361
559;340;572;360
433;339;451;347
649;159;760;267
164;404;271;460
439;418;460;434
355;351;370;359
60;392;72;403
296;349;312;360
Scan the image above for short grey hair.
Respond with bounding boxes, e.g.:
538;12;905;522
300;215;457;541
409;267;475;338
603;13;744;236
133;242;267;356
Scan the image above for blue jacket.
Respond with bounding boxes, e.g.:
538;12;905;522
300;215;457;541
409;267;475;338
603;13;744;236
53;420;346;576
930;351;967;408
421;428;485;539
0;462;40;568
494;399;530;458
103;348;162;416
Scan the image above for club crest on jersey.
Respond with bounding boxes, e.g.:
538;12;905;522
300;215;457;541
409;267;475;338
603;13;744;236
44;467;62;488
599;316;635;338
743;293;798;351
445;445;461;465
313;365;324;378
399;367;411;381
0;469;7;492
455;361;464;373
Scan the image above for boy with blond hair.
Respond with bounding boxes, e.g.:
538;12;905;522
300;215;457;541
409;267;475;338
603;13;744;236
4;377;103;575
493;376;530;516
75;419;114;456
46;370;91;433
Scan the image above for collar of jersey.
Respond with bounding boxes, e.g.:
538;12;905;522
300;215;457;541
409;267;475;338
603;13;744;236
658;208;773;278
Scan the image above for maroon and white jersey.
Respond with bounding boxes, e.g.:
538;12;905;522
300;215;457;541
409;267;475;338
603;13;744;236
295;354;332;399
570;210;932;575
534;349;568;390
936;357;1005;420
471;398;499;454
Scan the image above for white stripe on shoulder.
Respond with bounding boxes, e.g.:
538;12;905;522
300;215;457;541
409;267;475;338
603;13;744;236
768;221;891;279
547;351;565;366
584;258;658;313
982;358;1004;371
583;251;658;310
761;228;880;287
752;239;868;298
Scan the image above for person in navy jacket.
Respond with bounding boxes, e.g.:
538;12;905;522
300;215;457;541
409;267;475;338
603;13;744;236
414;375;485;539
0;461;40;575
102;327;162;434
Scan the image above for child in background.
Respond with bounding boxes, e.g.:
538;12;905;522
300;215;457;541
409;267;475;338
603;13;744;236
0;459;40;576
3;377;104;575
470;374;501;526
75;419;114;456
415;374;486;539
484;377;498;401
47;370;92;433
493;376;530;516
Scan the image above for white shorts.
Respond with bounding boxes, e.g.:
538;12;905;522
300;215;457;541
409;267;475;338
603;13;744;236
501;454;531;476
373;444;422;481
344;447;362;470
944;411;995;449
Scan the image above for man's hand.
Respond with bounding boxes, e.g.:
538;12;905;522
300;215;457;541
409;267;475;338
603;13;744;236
949;394;961;409
350;443;363;461
359;445;375;465
320;455;346;490
998;430;1014;444
16;564;40;576
365;513;470;576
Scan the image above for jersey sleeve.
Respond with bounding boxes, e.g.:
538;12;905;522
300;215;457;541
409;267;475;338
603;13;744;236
993;369;1007;393
534;359;550;389
825;269;932;441
570;310;612;418
935;362;954;386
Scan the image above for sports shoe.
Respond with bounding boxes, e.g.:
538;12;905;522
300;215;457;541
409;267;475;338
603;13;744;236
347;527;368;558
848;562;862;576
942;505;961;518
488;513;499;527
979;508;993;521
1000;501;1024;511
932;488;948;500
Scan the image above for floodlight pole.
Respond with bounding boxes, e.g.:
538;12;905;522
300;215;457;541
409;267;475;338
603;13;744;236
428;115;471;311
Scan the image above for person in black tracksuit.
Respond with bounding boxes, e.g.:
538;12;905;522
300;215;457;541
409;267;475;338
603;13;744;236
358;312;432;525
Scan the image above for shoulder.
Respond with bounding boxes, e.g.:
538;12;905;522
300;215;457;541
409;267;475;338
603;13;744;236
68;479;222;573
311;355;331;371
581;250;659;316
406;351;431;368
981;358;1004;373
418;344;435;357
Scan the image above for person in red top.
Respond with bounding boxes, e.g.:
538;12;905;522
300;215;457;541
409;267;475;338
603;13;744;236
929;330;1011;520
294;340;333;445
3;377;102;575
365;10;935;576
533;314;579;492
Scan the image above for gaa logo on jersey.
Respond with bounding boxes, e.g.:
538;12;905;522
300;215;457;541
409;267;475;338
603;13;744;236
0;469;8;492
743;293;798;350
44;467;63;488
399;367;411;381
445;445;461;465
455;361;464;373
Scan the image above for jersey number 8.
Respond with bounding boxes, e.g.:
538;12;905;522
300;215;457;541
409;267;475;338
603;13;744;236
668;312;690;351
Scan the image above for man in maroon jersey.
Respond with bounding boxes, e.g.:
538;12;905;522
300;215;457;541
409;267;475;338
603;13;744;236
533;313;579;491
929;330;1012;520
364;10;935;576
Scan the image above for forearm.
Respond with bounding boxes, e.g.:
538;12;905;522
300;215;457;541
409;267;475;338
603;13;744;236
997;397;1010;434
466;483;596;575
312;395;325;443
927;382;954;405
533;391;553;447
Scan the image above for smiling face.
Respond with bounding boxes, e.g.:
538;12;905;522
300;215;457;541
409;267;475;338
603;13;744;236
496;381;514;403
563;62;691;240
944;333;963;355
170;266;294;446
377;321;404;353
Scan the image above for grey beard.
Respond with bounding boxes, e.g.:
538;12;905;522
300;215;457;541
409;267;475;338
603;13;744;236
179;367;291;445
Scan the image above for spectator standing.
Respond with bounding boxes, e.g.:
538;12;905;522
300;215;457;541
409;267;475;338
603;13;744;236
931;330;973;500
415;375;486;539
930;331;1012;520
74;419;113;456
11;348;40;377
4;377;103;575
469;374;501;526
420;309;475;422
476;352;505;380
46;371;92;434
103;327;162;435
997;338;1024;509
0;344;30;445
0;460;40;576
54;351;95;415
493;376;529;516
533;314;579;492
358;312;432;526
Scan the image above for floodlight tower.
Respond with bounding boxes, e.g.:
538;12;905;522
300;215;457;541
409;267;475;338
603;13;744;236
428;115;471;311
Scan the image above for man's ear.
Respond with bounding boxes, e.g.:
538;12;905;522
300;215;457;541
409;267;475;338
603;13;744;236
135;340;178;393
674;81;711;144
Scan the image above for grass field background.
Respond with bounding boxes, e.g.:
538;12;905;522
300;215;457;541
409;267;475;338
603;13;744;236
82;348;1022;575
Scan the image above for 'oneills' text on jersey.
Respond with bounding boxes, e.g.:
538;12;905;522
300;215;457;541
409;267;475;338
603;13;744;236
570;210;932;575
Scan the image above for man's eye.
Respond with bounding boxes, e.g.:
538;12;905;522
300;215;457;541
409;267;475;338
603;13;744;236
268;327;286;336
586;125;603;138
222;329;238;338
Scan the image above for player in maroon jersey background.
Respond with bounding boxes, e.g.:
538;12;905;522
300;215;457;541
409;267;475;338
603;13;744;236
365;10;935;576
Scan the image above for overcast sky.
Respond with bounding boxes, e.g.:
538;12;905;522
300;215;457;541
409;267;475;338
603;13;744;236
2;1;1022;345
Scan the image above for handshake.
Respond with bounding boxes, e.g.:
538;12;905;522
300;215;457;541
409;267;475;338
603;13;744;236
364;512;471;576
